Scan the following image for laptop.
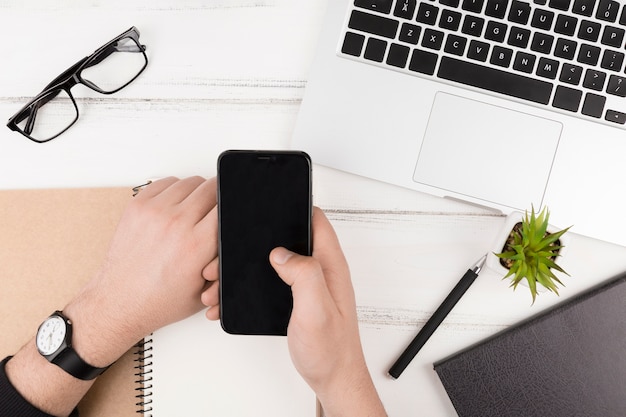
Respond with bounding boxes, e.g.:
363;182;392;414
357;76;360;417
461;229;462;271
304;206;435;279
292;0;626;247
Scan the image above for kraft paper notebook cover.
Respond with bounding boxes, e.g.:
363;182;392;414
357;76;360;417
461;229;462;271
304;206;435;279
434;273;626;417
0;187;317;416
0;187;139;417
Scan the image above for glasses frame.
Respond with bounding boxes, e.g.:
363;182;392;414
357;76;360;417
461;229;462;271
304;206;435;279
7;26;148;144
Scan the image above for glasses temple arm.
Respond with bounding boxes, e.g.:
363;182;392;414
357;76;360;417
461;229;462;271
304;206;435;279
84;42;146;69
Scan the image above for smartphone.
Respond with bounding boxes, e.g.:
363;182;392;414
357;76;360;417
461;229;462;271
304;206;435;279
217;150;312;335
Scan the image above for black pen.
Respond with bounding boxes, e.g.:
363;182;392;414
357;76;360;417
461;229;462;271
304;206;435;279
388;254;488;380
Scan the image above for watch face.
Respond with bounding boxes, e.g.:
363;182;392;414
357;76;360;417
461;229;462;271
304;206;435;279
37;316;67;356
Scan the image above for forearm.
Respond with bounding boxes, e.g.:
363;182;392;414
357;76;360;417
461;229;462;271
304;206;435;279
5;290;140;417
316;363;387;417
6;341;92;417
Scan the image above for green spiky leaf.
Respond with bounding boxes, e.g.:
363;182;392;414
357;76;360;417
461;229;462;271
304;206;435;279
494;206;571;303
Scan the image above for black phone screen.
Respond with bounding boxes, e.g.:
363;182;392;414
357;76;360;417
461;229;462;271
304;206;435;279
217;150;312;335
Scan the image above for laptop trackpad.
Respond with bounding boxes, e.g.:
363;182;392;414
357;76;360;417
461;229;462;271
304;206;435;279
413;93;562;210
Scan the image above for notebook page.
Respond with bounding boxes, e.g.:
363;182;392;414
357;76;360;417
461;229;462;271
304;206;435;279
149;311;317;416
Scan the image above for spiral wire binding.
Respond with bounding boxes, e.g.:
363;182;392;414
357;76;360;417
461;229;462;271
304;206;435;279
132;180;152;197
134;337;154;415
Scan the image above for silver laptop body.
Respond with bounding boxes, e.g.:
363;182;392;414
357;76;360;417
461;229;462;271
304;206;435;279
293;0;626;246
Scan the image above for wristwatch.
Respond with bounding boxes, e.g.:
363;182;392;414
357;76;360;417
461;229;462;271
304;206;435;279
36;311;108;380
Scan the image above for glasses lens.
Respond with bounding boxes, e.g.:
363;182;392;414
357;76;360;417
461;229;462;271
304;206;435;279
80;36;147;93
13;89;78;142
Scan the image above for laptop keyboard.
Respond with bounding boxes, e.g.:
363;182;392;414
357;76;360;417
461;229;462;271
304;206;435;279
339;0;626;127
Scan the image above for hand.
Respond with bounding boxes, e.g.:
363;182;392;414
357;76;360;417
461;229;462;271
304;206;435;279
64;176;220;366
269;208;386;417
7;177;220;417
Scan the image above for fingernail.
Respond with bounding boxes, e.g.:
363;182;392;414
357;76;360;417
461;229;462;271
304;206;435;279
272;247;294;265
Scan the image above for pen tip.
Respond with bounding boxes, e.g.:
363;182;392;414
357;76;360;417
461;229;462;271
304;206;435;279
472;254;488;274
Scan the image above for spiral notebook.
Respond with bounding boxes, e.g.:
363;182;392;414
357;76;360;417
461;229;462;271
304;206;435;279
147;313;317;416
0;187;317;416
434;273;626;417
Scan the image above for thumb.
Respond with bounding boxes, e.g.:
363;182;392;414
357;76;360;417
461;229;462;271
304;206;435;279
269;247;333;307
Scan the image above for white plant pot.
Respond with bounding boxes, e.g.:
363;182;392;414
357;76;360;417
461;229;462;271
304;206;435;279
485;210;570;294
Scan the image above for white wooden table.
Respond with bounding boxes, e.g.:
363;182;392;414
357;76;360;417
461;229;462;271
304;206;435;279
2;2;626;415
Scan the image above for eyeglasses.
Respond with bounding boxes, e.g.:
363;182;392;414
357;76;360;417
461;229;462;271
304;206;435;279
7;27;148;144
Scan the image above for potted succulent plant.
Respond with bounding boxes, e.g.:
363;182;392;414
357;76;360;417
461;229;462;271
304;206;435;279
488;206;571;303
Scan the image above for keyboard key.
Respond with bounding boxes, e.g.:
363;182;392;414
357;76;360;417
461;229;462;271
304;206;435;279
387;43;411;67
554;38;578;59
342;32;366;56
490;45;513;67
548;0;571;11
440;0;461;7
394;0;417;19
399;23;421;44
408;49;439;74
485;0;508;18
553;85;582;111
578;44;601;65
467;39;491;61
537;57;560;79
601;50;625;71
596;0;620;22
437;56;554;104
422;28;445;50
444;34;468;55
560;63;583;84
601;26;625;47
355;0;394;14
462;0;485;13
554;14;578;35
508;26;531;48
531;8;555;30
364;38;388;62
485;21;508;42
416;3;439;25
462;15;485;36
513;51;538;73
440;9;463;31
606;74;626;97
578;20;602;41
509;1;532;24
572;0;595;16
620;5;626;25
583;69;607;90
531;32;555;53
605;109;626;124
581;93;606;118
348;10;399;39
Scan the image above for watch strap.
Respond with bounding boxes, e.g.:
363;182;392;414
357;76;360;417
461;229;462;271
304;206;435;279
52;346;109;381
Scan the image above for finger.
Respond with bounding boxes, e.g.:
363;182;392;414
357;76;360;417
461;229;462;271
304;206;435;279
133;177;179;200
205;305;220;321
181;176;218;225
193;206;218;262
202;257;219;282
270;247;338;316
154;176;206;205
201;280;219;307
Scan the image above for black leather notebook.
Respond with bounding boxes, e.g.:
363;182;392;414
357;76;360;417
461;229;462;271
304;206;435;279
434;273;626;417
